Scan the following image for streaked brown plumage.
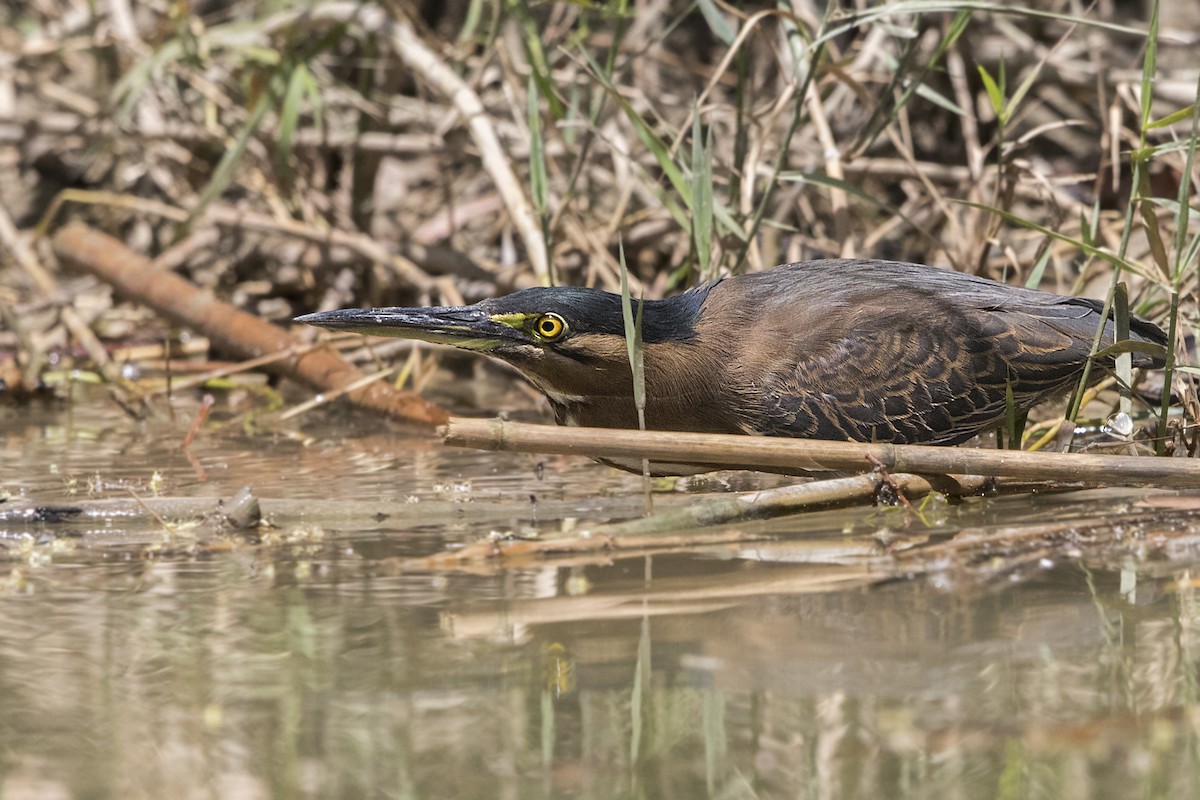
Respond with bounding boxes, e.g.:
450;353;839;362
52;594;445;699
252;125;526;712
298;260;1166;467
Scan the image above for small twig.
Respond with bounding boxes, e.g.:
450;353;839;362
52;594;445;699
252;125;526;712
866;453;916;511
140;342;316;397
126;489;178;535
277;364;398;421
180;393;215;450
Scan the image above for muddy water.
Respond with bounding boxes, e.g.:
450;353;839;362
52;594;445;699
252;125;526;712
2;388;1199;799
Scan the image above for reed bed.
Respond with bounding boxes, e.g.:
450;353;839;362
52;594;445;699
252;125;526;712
0;0;1197;460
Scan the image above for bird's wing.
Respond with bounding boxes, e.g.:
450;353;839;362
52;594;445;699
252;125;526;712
740;287;1095;445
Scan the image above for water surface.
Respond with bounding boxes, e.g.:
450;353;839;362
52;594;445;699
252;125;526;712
2;390;1199;799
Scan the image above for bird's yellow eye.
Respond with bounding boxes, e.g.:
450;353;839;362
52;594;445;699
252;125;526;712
534;313;567;341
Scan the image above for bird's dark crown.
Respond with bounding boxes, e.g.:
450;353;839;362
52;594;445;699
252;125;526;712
484;284;712;343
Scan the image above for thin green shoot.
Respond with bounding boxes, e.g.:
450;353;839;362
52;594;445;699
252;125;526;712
1003;377;1026;450
1157;290;1180;456
549;0;630;232
690;107;715;282
618;240;651;512
577;48;745;240
854;9;971;156
508;0;565;120
456;0;486;45
732;19;825;272
1113;283;1132;420
874;48;967;116
954;201;1154;281
1158;72;1200;454
274;63;315;185
1023;248;1051;290
728;47;750;213
696;0;735;45
184;87;272;232
779;170;943;253
527;74;554;285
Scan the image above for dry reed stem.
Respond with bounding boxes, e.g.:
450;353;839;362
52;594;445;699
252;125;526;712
276;364;398;421
142;342;319;398
443;418;1199;488
51;222;448;427
0;493;694;530
412;472;1078;566
0;202;116;380
582;473;1056;539
255;2;550;284
0;114;443;154
38;189;442;294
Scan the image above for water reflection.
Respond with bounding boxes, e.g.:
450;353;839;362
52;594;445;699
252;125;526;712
2;395;1200;798
1;552;1199;799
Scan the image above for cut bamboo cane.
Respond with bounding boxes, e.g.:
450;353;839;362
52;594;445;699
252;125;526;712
442;417;1200;489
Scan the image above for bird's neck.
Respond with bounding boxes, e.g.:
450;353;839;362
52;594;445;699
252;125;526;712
546;339;736;433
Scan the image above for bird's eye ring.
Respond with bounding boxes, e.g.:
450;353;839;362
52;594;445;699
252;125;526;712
534;313;567;341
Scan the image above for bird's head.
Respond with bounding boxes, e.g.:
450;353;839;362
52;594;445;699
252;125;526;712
296;285;710;401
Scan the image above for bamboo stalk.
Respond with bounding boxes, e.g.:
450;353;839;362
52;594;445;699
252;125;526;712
441;418;1200;489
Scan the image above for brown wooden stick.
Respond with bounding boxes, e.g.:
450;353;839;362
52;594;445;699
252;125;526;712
442;417;1200;488
51;222;448;427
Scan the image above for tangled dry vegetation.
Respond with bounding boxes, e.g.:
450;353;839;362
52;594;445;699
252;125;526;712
0;0;1197;455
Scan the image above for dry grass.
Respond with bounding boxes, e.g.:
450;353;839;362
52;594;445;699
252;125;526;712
0;0;1197;451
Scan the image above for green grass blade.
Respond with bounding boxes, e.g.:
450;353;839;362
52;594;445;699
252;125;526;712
579;48;689;205
617;242;646;422
955;200;1155;282
779;170;942;249
1146;103;1197;130
1113;282;1132;418
618;240;651;507
580;46;745;241
509;0;565;119
1024;248;1051;289
1171;72;1200;278
184;87;272;230
528;74;549;217
274;63;310;180
978;64;1005;121
856;8;972;152
691;109;714;281
528;74;553;284
1139;0;1160;130
1157;290;1179;456
696;0;735;45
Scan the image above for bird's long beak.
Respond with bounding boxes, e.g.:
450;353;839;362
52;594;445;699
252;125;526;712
295;306;523;351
